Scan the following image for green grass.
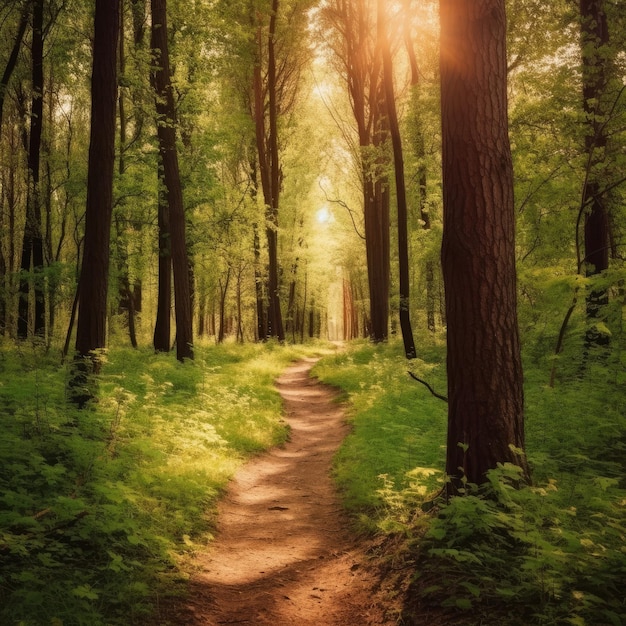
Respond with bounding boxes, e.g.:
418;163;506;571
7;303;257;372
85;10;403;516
0;339;326;625
313;334;448;530
314;330;626;625
2;323;624;626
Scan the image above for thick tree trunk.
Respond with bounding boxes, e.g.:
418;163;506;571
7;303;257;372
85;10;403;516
440;0;529;489
151;0;193;360
75;0;120;359
379;0;416;359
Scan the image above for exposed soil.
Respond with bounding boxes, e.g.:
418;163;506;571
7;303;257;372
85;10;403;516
160;357;401;625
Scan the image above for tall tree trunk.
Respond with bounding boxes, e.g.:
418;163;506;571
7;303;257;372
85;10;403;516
440;0;529;490
249;157;267;341
253;1;284;342
18;0;46;339
363;138;390;342
116;5;138;349
150;0;193;360
74;0;120;372
379;0;416;359
403;0;436;332
324;0;389;342
67;0;120;407
579;0;611;348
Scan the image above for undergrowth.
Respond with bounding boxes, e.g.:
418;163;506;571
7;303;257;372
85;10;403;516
314;326;626;626
0;340;321;625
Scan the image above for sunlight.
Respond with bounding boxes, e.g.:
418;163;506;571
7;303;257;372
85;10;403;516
316;206;333;224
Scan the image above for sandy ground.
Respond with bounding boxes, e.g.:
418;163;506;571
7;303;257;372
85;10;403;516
160;357;397;625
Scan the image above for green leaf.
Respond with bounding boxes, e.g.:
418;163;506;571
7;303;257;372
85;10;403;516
455;598;473;610
72;585;99;600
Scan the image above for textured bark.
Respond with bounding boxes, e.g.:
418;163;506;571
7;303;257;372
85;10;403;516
151;0;193;360
379;0;415;359
75;0;120;358
440;0;528;488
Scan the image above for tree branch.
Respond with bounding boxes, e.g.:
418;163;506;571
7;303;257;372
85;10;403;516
407;371;448;402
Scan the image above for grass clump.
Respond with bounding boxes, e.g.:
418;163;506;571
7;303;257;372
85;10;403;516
0;340;320;625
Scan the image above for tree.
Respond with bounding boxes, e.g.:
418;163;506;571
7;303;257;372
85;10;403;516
18;0;46;338
440;0;529;489
403;0;439;334
0;4;29;333
153;177;172;352
252;0;285;341
320;0;390;342
578;0;617;348
74;0;120;360
150;0;193;360
0;3;28;135
378;0;416;359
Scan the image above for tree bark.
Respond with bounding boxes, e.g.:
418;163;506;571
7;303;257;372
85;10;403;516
153;176;172;351
379;0;416;359
324;0;389;342
579;0;611;347
75;0;120;359
402;0;436;333
217;268;231;344
18;0;46;339
440;0;529;489
249;157;267;341
253;0;285;342
150;0;194;360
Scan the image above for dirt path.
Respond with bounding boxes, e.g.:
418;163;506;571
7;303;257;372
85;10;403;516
171;357;393;625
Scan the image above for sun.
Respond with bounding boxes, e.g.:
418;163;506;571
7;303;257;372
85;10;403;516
316;206;332;224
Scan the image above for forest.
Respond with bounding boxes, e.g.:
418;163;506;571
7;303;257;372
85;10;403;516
0;0;625;624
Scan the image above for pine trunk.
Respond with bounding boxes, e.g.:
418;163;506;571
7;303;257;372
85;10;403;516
440;0;529;489
75;0;120;358
151;0;193;360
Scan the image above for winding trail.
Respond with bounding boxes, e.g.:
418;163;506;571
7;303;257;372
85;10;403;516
174;357;391;625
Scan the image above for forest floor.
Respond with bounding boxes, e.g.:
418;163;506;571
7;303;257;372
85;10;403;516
156;357;406;625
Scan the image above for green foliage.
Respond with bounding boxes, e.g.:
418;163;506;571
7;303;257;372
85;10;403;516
314;336;448;531
0;341;319;625
413;463;626;625
317;323;626;625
